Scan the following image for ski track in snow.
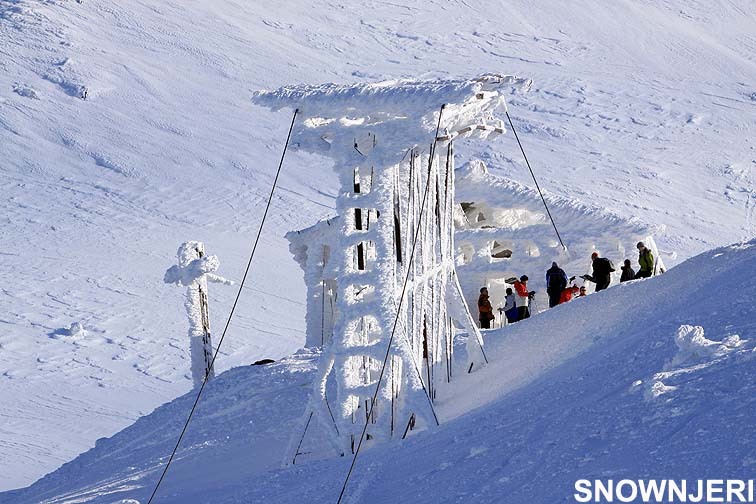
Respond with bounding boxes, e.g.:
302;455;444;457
1;0;755;491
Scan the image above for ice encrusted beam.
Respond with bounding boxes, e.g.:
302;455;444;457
252;74;532;164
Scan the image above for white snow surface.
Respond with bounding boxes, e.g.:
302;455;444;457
1;0;755;493
3;241;754;503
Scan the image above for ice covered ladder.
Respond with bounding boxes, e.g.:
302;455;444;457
252;74;530;454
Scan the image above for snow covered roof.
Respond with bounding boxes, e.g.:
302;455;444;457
252;74;532;160
252;74;530;118
455;159;660;242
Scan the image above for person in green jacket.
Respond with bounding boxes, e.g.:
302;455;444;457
635;242;654;278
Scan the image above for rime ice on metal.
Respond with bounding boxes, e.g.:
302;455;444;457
164;241;233;388
254;74;531;452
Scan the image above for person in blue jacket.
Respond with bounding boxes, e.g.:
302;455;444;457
545;262;568;308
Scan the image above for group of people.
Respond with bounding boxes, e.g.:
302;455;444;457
477;275;537;328
477;241;658;328
581;241;657;292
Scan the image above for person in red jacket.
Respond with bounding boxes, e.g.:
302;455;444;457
559;285;580;304
513;275;533;320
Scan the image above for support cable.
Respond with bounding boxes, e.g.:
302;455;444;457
336;104;446;504
292;411;314;465
146;108;299;504
505;110;567;251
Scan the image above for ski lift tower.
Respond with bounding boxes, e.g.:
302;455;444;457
253;74;531;453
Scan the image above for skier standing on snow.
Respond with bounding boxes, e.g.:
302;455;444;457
634;242;654;279
513;275;534;320
478;287;494;329
620;259;635;282
545;261;568;308
581;252;614;292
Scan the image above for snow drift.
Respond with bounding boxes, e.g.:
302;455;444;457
4;239;754;503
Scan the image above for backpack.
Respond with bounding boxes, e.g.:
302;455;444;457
595;257;615;275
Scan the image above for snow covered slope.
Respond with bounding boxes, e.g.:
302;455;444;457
3;240;754;503
2;0;755;490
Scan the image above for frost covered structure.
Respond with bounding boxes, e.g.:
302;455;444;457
255;74;671;457
164;241;232;388
255;75;535;452
453;160;667;314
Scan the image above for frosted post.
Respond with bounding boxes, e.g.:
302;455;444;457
164;241;233;388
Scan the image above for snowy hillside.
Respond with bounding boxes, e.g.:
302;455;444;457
2;0;755;492
4;240;754;503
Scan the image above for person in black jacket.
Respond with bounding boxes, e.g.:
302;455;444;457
581;252;614;292
545;262;568;308
620;259;635;282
